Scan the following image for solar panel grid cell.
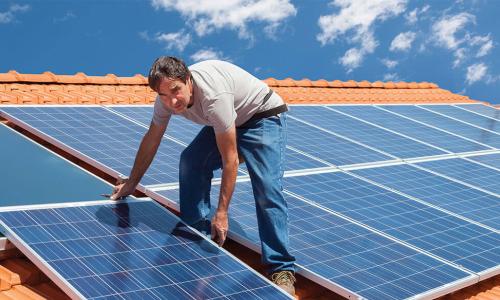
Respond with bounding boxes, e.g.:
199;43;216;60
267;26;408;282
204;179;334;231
352;164;500;231
286;118;392;166
468;153;500;169
332;106;489;153
456;104;500;121
289;106;446;159
416;158;500;195
420;105;500;134
0;201;291;300
381;105;500;149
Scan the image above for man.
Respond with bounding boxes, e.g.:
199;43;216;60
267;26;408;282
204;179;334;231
111;56;296;295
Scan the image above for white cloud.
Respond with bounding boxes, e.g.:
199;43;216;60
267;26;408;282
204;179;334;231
317;0;407;71
466;63;487;85
151;0;296;39
381;58;398;69
190;48;230;62
383;73;399;81
0;3;30;24
155;30;192;51
405;5;430;25
453;48;466;67
390;31;416;52
432;13;475;49
470;35;493;57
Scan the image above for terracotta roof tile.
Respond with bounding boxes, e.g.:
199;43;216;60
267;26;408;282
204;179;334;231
0;70;480;105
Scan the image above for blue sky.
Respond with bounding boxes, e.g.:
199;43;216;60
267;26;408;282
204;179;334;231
1;0;499;104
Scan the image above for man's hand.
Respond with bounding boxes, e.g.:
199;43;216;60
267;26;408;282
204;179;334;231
211;210;229;246
110;178;135;200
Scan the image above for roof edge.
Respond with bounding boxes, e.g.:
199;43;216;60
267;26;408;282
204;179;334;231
0;71;440;89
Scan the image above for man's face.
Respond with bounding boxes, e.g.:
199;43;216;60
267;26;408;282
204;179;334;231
156;77;192;113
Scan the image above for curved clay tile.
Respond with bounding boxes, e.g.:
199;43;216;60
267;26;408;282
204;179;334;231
358;81;371;88
342;80;357;88
394;82;409;89
329;80;343;88
371;81;384;88
295;79;313;87
383;82;396;89
312;79;329;87
263;78;279;87
418;82;431;88
279;78;297;87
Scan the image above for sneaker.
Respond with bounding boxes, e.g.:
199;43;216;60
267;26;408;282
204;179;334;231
271;270;296;296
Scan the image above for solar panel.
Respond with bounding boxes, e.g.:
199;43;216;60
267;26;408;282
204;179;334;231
0;123;111;207
456;104;500;121
352;164;500;231
289;106;446;159
468;153;500;169
283;171;500;274
107;106;202;145
332;106;490;154
287;118;393;166
416;158;500;195
1;106;185;186
419;105;500;134
157;184;475;299
380;105;500;149
0;200;291;300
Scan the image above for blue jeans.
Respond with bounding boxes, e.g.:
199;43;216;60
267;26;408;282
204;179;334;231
179;113;296;273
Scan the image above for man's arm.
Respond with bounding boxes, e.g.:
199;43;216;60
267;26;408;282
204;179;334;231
110;120;167;200
211;125;239;246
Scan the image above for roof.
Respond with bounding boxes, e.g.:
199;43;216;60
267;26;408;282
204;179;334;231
0;70;480;105
0;70;498;300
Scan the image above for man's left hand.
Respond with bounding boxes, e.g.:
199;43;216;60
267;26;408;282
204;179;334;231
211;210;229;246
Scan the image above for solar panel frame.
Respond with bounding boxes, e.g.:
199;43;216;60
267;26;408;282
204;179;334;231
0;199;293;300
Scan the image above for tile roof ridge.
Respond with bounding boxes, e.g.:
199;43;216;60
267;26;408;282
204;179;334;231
263;77;440;89
0;71;147;85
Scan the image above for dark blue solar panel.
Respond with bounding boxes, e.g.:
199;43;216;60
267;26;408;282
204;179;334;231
333;106;489;153
1;106;185;186
158;185;473;299
456;104;500;121
0;123;111;206
289;106;445;159
421;105;500;134
380;105;500;149
468;153;500;170
416;158;500;195
287;118;392;166
284;172;500;273
352;164;500;230
0;200;290;300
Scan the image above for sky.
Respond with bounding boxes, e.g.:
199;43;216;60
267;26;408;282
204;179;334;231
1;0;499;104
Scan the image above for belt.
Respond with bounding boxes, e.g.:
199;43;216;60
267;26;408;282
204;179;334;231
239;90;288;127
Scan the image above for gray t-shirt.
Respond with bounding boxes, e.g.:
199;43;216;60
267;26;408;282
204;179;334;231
152;60;285;133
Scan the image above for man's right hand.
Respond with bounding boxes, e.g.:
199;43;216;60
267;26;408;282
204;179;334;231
110;178;136;200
